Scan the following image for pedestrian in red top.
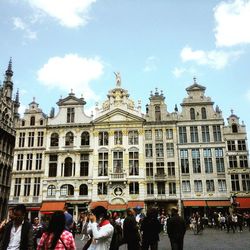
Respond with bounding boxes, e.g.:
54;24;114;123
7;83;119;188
37;211;76;250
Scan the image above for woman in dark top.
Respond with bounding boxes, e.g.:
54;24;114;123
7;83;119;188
140;208;161;250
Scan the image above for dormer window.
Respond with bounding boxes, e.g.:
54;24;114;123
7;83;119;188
30;116;35;126
40;119;43;126
232;124;238;133
67;107;75;123
201;107;207;119
190;108;195;120
21;120;25;126
155;106;161;121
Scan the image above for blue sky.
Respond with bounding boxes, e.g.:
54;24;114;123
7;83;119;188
1;0;250;135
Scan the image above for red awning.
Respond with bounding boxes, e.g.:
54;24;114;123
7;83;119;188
236;197;250;209
89;201;108;209
183;200;206;207
107;204;127;211
206;201;230;207
127;201;144;209
40;201;65;212
26;207;40;211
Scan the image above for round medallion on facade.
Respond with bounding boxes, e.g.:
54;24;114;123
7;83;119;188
114;186;123;196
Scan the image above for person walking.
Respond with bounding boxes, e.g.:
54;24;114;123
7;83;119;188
140;207;161;250
37;211;76;250
0;204;34;250
32;217;44;249
123;208;141;250
167;207;186;250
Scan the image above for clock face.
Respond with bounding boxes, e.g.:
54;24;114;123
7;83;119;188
114;187;123;196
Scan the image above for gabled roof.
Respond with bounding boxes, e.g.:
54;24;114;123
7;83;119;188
57;93;86;106
94;108;145;124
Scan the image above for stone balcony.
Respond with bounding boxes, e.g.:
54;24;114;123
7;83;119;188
110;172;127;182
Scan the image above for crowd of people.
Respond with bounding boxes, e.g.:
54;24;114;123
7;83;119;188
1;203;249;250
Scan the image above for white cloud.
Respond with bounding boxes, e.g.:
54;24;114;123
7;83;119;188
13;17;37;39
28;0;96;28
37;54;104;100
214;0;250;47
180;46;242;69
143;56;158;72
172;67;198;78
19;104;27;117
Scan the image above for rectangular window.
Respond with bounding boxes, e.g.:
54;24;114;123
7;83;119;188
113;151;123;173
99;132;109;146
239;155;248;168
215;148;224;172
128;130;139;145
182;180;191;192
19;132;25;147
179;127;187;144
24;178;31;196
146;162;153;177
98;182;107;195
114;131;123;145
227;140;236;151
98;152;108;176
242;174;250;191
145;130;152;140
206;180;215;192
33;177;40;196
238;140;246;151
231;174;240;191
80;154;89;176
167;162;175;176
192;149;201;173
190;126;199;143
37;131;44;147
166;129;173;139
145;144;153;158
129;182;139;194
26;153;33;170
194;180;203;192
180;149;189;174
213;125;221;142
49;155;57;177
169;182;176;195
67;107;75;123
17;154;24;171
156;162;165;176
218;179;227;192
14;178;21;196
166;143;174;157
201;125;210;143
157;182;165;195
35;153;42;170
28;132;34;147
155;129;163;140
129;151;139;175
204;148;213;173
229;155;237;168
155;143;164;158
147;183;154;195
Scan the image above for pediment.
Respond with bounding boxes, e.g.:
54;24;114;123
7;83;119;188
94;108;145;123
57;94;86;106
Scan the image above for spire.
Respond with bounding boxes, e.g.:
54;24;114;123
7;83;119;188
15;89;19;103
5;57;13;78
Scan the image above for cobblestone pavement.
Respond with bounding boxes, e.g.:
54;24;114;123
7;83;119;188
75;228;250;250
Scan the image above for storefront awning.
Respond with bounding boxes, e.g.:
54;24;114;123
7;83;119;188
183;200;206;207
26;207;41;211
206;201;230;207
40;201;65;213
89;201;108;209
127;201;145;209
108;204;127;211
236;197;250;209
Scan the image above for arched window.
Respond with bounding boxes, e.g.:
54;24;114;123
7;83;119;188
65;132;74;146
50;133;59;147
40;119;43;125
79;184;88;195
47;185;56;196
60;184;74;196
190;108;195;120
232;124;238;133
201;107;207;119
30;116;35;126
21;120;25;126
81;132;90;146
155;106;161;121
64;157;73;177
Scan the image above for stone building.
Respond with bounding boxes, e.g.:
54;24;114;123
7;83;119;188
0;60;19;220
8;76;250;220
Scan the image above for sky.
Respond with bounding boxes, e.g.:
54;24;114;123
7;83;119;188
0;0;250;136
